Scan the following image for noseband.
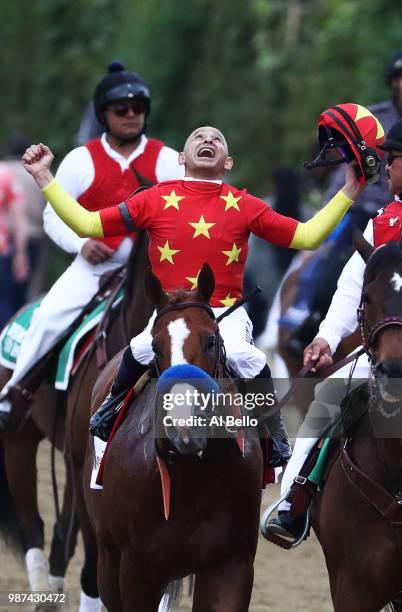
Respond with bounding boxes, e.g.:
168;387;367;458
151;301;225;377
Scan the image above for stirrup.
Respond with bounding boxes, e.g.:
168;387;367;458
260;493;311;550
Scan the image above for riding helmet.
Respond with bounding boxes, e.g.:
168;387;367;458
306;103;385;185
378;118;402;152
94;61;151;123
386;49;402;86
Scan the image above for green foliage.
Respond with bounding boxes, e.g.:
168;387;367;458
1;0;401;193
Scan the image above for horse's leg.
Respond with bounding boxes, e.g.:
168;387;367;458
73;465;101;612
2;420;51;591
48;456;80;592
331;569;380;612
119;553;164;612
192;554;254;612
96;541;122;612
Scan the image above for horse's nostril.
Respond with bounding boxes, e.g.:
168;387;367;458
375;360;402;378
375;361;390;376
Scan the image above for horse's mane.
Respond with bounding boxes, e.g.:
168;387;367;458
364;240;402;286
125;230;150;300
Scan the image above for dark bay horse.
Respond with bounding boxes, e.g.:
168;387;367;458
0;231;153;604
84;264;262;611
313;234;402;611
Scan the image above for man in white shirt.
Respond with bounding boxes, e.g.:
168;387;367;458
267;117;402;539
0;61;184;431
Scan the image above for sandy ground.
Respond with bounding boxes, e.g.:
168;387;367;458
0;440;334;612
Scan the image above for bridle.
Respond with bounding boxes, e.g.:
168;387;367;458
357;293;402;366
151;301;226;378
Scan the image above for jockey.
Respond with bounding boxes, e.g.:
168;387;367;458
22;116;377;466
0;62;183;433
267;117;402;539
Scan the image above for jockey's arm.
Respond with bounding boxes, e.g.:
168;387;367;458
42;180;105;238
315;220;372;353
290;163;363;249
289;189;353;249
250;164;364;250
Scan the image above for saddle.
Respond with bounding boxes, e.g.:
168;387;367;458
1;265;127;402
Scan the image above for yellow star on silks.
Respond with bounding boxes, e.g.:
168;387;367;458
157;240;180;264
220;191;241;211
222;242;241;265
189;215;215;239
220;294;237;307
161;190;185;210
186;269;201;289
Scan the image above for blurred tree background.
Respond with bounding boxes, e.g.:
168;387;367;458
1;0;401;195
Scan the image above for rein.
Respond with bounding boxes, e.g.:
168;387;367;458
343;270;402;531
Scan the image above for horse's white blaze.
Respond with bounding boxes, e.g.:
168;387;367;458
168;318;190;365
168;382;197;423
390;272;402;292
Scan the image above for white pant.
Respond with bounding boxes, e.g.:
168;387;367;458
1;239;132;402
279;350;369;511
130;305;267;378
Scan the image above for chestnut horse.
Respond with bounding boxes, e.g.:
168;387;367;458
313;234;402;611
0;231;153;605
84;264;262;611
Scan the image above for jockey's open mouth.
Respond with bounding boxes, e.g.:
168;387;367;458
197;146;216;159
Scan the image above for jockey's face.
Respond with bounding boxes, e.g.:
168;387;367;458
386;148;402;195
104;99;146;143
179;126;233;180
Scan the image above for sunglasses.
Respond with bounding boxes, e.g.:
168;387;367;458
387;152;402;166
107;101;147;117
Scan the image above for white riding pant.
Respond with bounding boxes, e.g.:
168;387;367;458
279;350;369;511
130;305;267;378
1;239;132;404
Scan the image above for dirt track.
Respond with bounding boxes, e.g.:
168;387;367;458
0;440;334;611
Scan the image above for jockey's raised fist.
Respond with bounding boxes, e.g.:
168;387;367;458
22;143;54;188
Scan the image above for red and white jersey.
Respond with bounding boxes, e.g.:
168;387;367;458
0;163;25;255
43;134;184;254
100;179;298;306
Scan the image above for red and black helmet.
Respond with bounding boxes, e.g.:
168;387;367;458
305;103;385;184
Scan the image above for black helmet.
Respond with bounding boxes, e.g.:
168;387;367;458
386;49;402;86
378;118;402;152
94;61;151;123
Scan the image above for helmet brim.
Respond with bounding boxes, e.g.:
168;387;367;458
378;139;402;152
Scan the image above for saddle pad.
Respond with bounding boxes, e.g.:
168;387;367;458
0;299;42;369
0;290;124;390
55;289;124;390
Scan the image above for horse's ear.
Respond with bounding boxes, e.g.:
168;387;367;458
353;227;374;263
196;263;215;303
144;267;168;308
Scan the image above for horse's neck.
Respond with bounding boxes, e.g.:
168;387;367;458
122;231;154;340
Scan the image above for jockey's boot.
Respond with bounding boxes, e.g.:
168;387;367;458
0;386;33;435
254;364;292;468
89;347;147;442
266;510;307;540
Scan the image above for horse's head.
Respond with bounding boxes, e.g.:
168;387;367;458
354;229;402;406
145;263;222;455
